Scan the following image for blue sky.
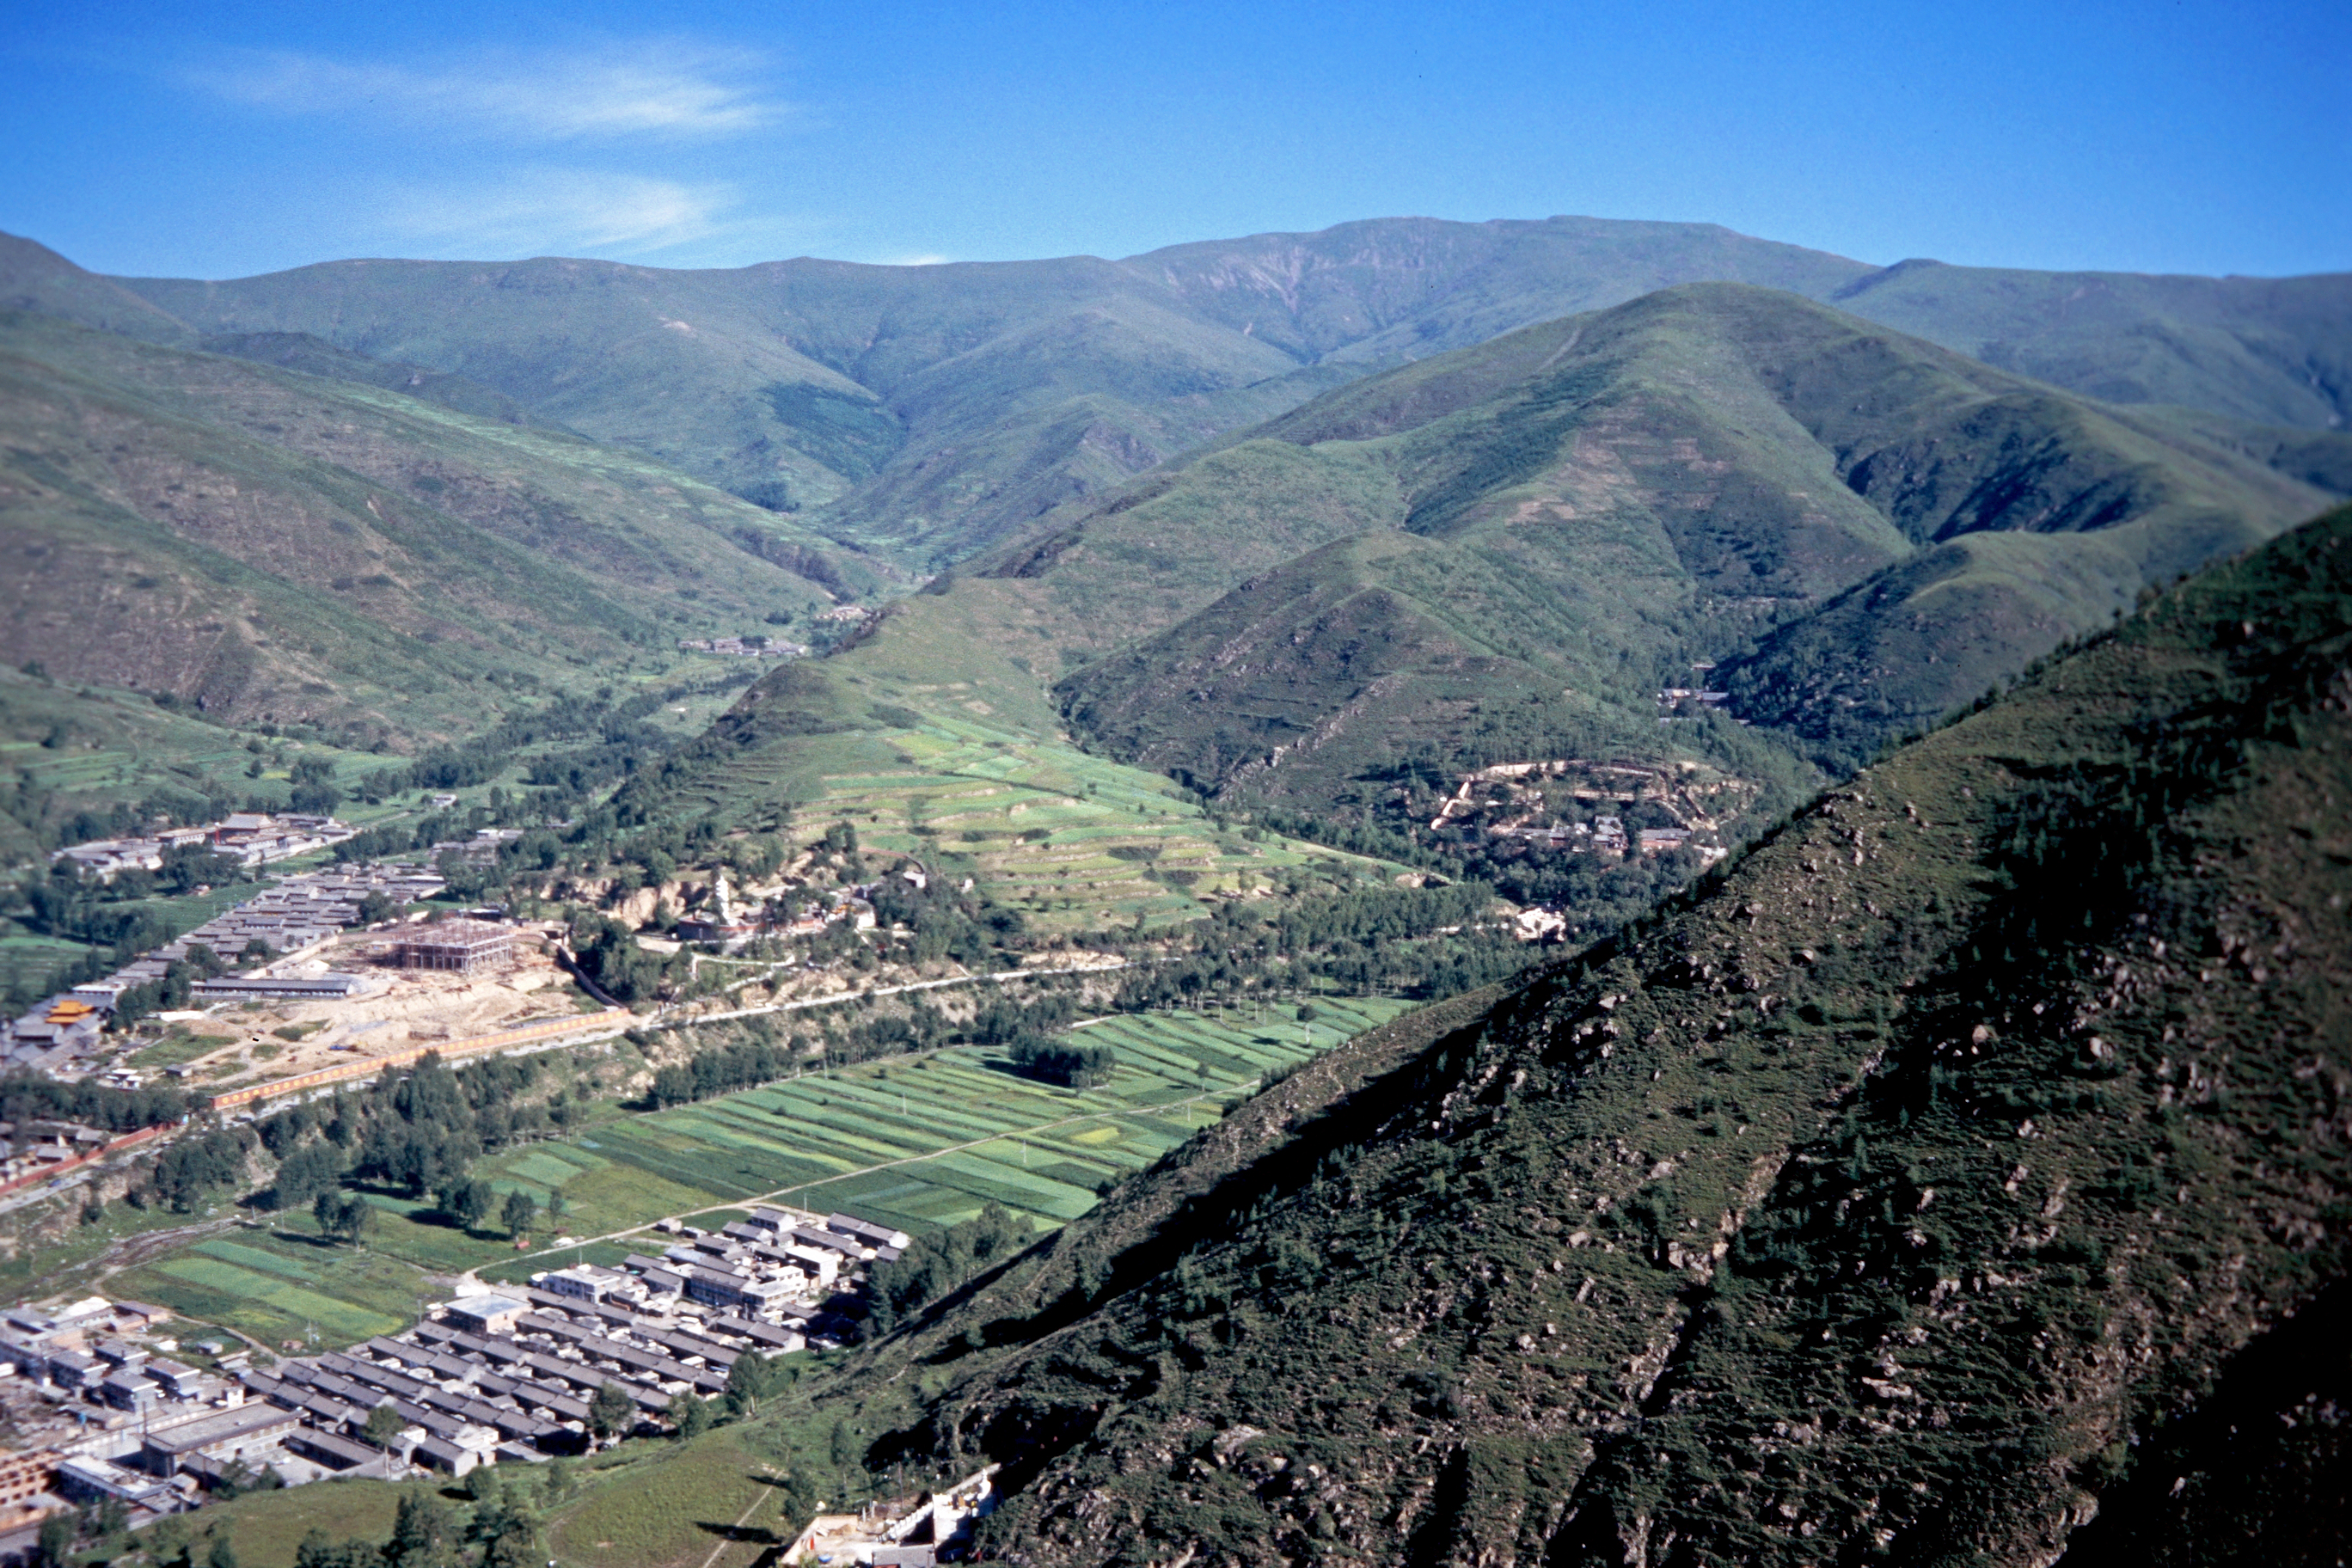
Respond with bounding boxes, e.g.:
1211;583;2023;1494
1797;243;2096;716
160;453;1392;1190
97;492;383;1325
3;0;2345;280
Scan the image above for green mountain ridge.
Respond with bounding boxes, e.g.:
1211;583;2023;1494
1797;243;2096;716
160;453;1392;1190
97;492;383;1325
1039;283;2342;794
1832;257;2352;431
757;501;2352;1567
4;216;2329;569
0;232;193;346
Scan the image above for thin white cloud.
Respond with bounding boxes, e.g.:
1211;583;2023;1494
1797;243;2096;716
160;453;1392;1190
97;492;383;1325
873;253;955;266
384;169;737;256
195;40;783;141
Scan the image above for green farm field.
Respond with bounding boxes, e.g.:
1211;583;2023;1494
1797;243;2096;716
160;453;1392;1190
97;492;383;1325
112;1231;444;1350
730;715;1397;933
549;997;1411;1240
103;998;1416;1346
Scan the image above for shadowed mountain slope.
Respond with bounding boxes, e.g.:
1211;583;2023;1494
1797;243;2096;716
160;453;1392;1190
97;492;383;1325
765;501;2352;1568
0;311;877;743
57;216;2343;568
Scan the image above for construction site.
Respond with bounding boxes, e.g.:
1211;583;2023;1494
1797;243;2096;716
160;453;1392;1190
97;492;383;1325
132;916;596;1099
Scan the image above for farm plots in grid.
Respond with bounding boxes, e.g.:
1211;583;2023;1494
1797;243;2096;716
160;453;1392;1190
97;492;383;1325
576;996;1413;1238
95;997;1415;1347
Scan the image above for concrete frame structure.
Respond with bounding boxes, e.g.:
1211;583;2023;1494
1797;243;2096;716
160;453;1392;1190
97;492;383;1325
390;912;519;973
391;920;519;973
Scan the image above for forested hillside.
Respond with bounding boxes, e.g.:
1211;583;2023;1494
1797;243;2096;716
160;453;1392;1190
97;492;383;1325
732;502;2352;1566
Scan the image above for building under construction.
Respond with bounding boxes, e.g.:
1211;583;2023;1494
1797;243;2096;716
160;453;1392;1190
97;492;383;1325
389;920;520;974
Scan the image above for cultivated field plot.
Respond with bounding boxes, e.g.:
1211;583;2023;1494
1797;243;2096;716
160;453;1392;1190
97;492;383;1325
100;1000;1412;1346
575;997;1411;1237
113;1231;438;1350
0;934;97;999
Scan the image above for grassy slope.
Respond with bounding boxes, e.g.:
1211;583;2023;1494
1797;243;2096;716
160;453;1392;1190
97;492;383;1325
199;329;553;429
0;232;192;346
113;250;1307;562
670;503;2352;1567
0;311;879;744
1040;285;2339;795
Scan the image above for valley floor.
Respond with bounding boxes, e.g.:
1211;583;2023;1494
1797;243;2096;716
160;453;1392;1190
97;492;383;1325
28;997;1411;1356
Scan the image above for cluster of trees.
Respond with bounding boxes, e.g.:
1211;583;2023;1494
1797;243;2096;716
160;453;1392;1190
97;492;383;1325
432;1176;548;1238
0;1071;193;1132
1250;805;1441;873
285;754;342;815
346;1059;492;1197
294;1471;560;1568
866;1201;1029;1334
644;1025;806;1108
1265;881;1491;950
3;847;260;1012
352;689;679;805
567;910;676;1002
862;852;1030;965
1006;1036;1114;1087
40;1507;260;1568
23;846;246;921
14;867;182;959
139;1128;251;1213
640;987;1099;1111
671;1348;798;1434
1105;881;1519;1015
254;1052;561;1225
310;1190;374;1243
965;991;1081;1044
1430;827;1713;932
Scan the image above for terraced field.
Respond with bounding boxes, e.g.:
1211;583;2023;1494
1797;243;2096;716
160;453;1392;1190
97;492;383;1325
102;998;1416;1344
683;707;1396;935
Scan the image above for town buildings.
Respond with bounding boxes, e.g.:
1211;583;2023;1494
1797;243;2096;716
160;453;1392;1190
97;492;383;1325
676;636;807;658
0;1207;897;1523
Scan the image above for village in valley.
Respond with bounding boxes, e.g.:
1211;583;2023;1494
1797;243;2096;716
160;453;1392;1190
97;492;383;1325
0;1192;1000;1567
0;684;1645;1568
